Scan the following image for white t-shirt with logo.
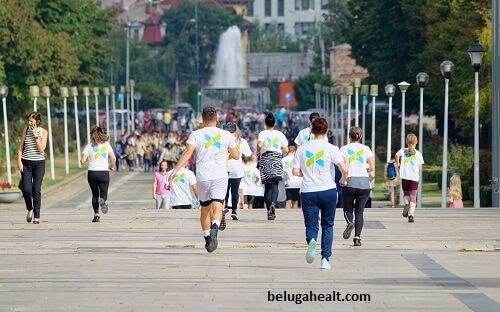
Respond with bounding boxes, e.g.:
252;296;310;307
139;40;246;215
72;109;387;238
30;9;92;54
250;162;265;196
186;127;236;182
282;155;302;189
82;142;114;171
397;148;424;182
164;168;197;206
293;140;344;193
228;138;253;178
257;129;288;154
340;143;374;177
239;164;260;196
294;127;328;146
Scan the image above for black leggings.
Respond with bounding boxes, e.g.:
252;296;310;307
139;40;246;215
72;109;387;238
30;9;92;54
225;177;242;214
264;181;279;210
342;187;371;237
87;171;110;214
21;159;46;219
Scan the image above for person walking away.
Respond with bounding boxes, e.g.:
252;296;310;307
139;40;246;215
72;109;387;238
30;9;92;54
18;112;48;224
80;126;116;223
113;141;123;172
239;155;260;209
144;144;153;173
221;122;252;229
257;113;289;220
282;146;302;208
395;133;424;222
294;113;328;147
168;107;238;253
165;164;198;209
292;118;348;269
447;174;464;208
384;157;400;208
340;127;375;246
153;160;171;209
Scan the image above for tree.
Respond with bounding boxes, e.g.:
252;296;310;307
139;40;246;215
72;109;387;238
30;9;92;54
249;19;299;53
293;74;332;111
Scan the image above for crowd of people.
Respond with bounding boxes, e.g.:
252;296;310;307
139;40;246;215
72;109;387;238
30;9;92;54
18;106;431;270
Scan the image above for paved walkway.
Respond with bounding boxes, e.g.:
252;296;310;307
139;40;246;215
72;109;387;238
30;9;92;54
0;171;499;311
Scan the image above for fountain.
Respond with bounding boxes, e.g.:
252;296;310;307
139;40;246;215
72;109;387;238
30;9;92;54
202;26;269;111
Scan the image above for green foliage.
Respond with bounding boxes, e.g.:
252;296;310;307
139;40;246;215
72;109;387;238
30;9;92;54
335;0;490;146
0;0;116;117
249;19;299;53
466;149;492;186
448;142;473;176
135;82;170;110
183;82;198;111
293;74;332;111
267;83;277;111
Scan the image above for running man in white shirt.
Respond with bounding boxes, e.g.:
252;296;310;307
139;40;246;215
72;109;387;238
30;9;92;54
168;107;239;253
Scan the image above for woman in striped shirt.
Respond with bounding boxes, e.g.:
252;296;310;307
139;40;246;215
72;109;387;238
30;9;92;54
17;112;48;224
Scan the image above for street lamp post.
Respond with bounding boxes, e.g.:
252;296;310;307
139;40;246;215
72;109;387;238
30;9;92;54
398;81;411;205
120;85;125;134
70;87;81;168
126;85;130;132
384;84;396;163
83;87;91;144
60;87;70;175
345;85;354;135
354;78;361;127
130;79;135;131
103;87;110;136
93;87;100;126
42;86;55;180
370;85;378;159
110;86;117;143
416;72;429;208
361;84;369;144
195;2;201;113
440;61;455;208
0;85;11;184
333;87;340;144
340;87;345;146
30;86;39;112
467;39;486;208
323;86;329;116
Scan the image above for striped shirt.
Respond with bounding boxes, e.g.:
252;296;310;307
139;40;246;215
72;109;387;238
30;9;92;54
21;127;45;161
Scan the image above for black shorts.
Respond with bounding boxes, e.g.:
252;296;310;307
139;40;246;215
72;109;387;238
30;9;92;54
286;188;300;201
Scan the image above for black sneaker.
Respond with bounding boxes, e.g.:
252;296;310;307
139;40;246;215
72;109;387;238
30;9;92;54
353;237;362;246
207;223;218;253
231;213;238;220
402;204;409;217
343;222;355;239
219;214;226;231
92;215;100;223
98;198;108;214
204;236;211;252
408;215;414;223
268;204;276;220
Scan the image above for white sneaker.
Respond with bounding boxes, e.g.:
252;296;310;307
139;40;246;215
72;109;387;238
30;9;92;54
321;258;331;270
305;239;317;264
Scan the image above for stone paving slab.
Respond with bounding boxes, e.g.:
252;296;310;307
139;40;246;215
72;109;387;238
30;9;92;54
0;171;499;311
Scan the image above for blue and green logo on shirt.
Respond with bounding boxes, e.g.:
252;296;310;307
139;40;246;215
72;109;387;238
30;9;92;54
306;150;324;167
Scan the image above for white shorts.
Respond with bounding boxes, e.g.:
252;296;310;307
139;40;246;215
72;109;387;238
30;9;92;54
197;178;228;203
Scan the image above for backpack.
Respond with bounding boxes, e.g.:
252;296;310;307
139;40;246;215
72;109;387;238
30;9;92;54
387;162;397;180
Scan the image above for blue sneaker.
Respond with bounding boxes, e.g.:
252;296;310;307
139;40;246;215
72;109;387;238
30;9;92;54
207;223;218;253
305;238;317;264
321;258;331;270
